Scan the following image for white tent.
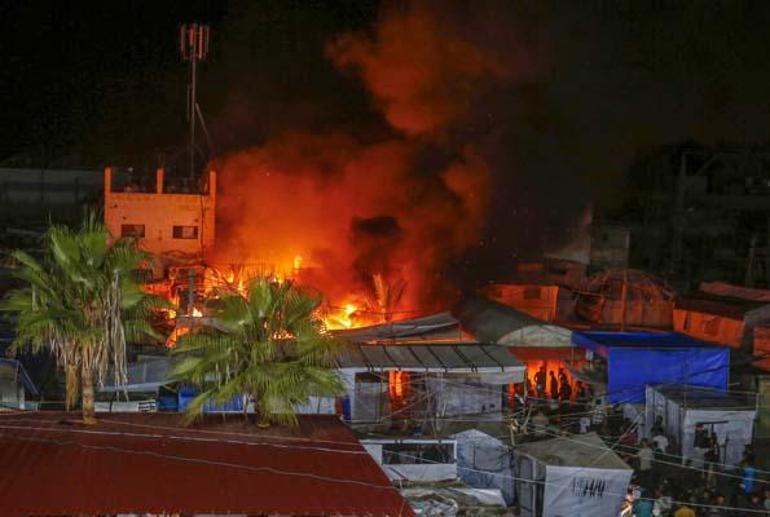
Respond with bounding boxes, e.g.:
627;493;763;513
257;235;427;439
451;429;514;505
513;433;632;517
645;384;757;467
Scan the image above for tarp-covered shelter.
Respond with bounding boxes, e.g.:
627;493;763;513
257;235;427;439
575;269;674;328
338;342;526;423
645;384;757;467
513;432;632;517
453;296;572;347
451;429;514;504
335;312;466;343
572;331;729;404
674;293;770;349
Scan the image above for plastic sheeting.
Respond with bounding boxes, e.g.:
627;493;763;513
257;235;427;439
572;332;729;403
453;296;572;347
645;385;757;467
514;433;632;517
451;429;514;504
543;465;633;517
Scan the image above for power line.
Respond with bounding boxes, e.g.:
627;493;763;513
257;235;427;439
0;430;404;494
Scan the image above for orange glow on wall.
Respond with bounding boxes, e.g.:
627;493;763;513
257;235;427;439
388;371;409;400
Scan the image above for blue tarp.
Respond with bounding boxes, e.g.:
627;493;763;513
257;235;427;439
572;332;729;403
177;387;244;413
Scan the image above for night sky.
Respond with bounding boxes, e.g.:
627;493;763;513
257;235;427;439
4;1;770;271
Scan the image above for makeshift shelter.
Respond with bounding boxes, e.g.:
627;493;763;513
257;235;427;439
645;384;757;467
336;311;467;343
481;283;574;323
571;331;729;403
513;432;632;517
453;296;572;348
102;342;526;424
337;342;526;423
674;291;770;349
575;269;675;328
451;429;514;505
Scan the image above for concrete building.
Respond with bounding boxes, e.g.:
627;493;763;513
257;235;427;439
103;167;215;278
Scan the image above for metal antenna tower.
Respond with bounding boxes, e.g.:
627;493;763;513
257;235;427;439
180;23;210;183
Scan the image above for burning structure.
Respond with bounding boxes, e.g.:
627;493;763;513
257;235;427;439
102;6;513;332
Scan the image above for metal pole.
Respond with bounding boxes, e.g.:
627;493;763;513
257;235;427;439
619;269;629;332
187;269;196;315
189;53;197;183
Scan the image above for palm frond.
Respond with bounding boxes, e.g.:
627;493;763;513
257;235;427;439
173;277;344;426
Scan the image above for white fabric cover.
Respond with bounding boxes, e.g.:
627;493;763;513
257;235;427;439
681;409;756;466
543;465;632;517
451;429;514;504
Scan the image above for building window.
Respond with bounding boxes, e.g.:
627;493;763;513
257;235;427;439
121;224;145;238
173;225;199;239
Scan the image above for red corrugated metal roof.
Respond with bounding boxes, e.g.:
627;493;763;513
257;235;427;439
0;412;412;516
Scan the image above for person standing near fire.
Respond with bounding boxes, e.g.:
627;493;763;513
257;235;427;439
549;371;559;399
535;366;547;400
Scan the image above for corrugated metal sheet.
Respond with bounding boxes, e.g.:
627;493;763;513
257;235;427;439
337;343;524;373
0;412;412;516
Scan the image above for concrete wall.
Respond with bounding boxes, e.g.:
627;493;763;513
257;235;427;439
673;308;744;348
483;284;560;322
103;168;215;273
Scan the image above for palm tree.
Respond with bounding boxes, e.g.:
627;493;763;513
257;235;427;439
0;215;163;423
172;278;343;426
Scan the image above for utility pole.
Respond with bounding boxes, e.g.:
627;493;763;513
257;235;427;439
180;23;210;183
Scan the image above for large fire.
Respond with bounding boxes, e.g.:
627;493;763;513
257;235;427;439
202;6;506;330
147;6;510;335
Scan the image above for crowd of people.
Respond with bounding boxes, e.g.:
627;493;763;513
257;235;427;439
521;393;769;516
618;417;768;516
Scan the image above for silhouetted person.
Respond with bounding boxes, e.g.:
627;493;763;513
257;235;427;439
549;371;559;399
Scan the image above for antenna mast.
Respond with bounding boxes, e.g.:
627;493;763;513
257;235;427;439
180;23;210;183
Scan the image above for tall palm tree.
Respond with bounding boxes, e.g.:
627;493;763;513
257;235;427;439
172;278;343;426
0;215;162;423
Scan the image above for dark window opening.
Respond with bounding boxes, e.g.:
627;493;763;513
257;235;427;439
173;225;199;239
382;443;454;465
121;224;145;238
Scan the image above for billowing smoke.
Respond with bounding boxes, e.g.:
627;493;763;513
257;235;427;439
327;5;507;136
213;4;504;319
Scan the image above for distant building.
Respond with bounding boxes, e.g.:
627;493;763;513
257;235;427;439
575;269;675;328
481;283;572;323
0;356;37;410
103;167;215;278
0;167;101;223
674;282;770;349
605;144;770;290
